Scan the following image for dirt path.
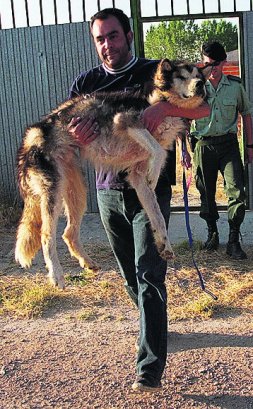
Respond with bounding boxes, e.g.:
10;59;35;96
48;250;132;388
0;220;253;408
1;311;253;409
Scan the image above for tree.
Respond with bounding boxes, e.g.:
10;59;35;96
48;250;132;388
197;19;238;52
144;19;238;62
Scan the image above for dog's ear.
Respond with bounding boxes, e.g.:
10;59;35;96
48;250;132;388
159;58;173;72
153;58;173;91
199;64;213;80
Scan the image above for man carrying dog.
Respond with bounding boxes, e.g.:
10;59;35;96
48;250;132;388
192;41;253;259
69;8;210;393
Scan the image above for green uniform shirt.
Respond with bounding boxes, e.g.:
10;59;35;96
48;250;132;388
192;74;252;138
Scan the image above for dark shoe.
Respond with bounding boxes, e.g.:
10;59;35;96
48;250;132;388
132;376;162;393
203;231;219;251
226;242;247;260
226;223;247;260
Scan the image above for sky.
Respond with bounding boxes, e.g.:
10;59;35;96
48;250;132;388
141;0;252;17
0;0;250;29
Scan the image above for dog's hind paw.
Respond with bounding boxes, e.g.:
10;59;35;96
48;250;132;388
84;264;100;273
15;252;33;269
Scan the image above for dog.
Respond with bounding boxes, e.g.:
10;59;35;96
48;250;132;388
15;59;211;288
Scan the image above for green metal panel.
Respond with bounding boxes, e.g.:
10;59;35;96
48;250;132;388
130;0;144;56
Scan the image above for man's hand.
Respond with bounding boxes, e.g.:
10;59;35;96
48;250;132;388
243;114;253;164
68;117;99;145
181;148;192;170
177;136;192;170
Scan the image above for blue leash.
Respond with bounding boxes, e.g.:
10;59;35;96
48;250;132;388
182;139;218;301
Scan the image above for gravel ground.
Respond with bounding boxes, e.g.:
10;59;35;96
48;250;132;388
0;216;253;409
1;310;253;409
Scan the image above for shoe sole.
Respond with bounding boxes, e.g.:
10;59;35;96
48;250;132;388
202;242;219;251
132;383;162;393
226;251;247;260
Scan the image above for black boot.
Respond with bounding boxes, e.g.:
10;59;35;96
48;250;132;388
226;223;247;260
203;221;219;251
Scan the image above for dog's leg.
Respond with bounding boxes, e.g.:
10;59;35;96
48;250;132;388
127;128;167;190
15;196;42;268
40;191;66;289
62;163;99;271
129;171;174;261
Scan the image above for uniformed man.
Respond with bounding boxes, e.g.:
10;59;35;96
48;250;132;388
192;41;253;259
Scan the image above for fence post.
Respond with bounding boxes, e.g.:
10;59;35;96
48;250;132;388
130;0;144;57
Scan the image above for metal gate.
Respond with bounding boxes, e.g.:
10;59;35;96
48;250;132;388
1;0;253;210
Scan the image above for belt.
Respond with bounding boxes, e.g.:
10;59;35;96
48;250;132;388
198;133;237;146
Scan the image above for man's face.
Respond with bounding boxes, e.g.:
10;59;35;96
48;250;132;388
91;16;133;69
202;55;225;82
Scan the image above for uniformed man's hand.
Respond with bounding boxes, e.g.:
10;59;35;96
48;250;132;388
68;117;99;145
177;134;192;170
181;149;192;169
246;147;253;164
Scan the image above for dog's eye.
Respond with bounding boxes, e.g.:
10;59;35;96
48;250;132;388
177;75;186;81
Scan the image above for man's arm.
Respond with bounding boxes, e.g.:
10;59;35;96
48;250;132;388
69;100;210;146
142;101;210;134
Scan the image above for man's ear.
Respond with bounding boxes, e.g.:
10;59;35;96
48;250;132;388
127;30;134;46
200;64;213;80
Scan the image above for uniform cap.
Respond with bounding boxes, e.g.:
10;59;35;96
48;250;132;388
202;41;227;62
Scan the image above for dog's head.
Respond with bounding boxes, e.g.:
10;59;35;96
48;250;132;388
150;59;212;108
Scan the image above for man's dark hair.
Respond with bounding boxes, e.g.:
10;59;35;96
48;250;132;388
202;41;227;62
90;8;131;36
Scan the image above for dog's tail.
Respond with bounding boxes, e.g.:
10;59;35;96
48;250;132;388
15;196;42;268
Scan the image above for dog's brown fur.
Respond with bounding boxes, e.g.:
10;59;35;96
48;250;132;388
15;59;211;288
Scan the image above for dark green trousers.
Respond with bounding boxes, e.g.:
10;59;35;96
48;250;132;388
193;134;245;225
97;188;171;382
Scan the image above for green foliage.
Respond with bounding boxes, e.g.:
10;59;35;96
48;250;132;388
144;19;238;62
198;19;238;52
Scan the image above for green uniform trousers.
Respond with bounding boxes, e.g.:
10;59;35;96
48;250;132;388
193;134;245;225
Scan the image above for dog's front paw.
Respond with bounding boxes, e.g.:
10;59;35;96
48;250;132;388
157;241;175;261
48;273;65;290
160;247;175;261
80;257;100;272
